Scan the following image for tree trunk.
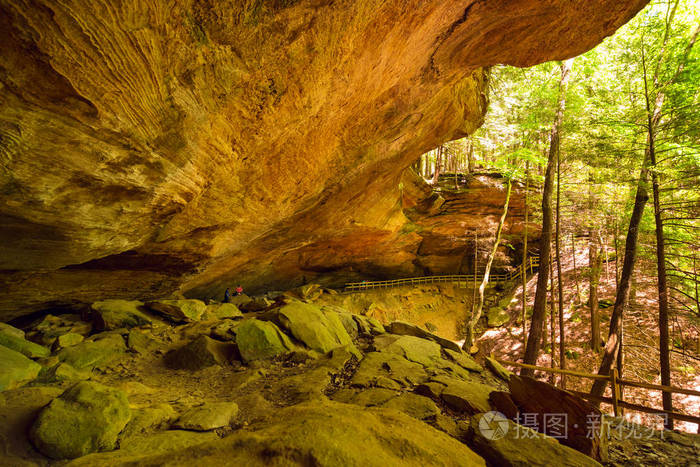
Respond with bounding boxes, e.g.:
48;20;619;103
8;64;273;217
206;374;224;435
649;98;673;432
467;138;474;173
549;251;556;385
432;146;442;184
464;179;512;352
590;154;650;399
522;58;574;375
522;161;530;343
572;232;581;304
556;141;566;388
589;230;603;352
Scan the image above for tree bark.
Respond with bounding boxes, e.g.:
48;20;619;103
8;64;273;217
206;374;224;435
589;230;603;352
572;232;581;304
522;58;574;375
556;140;566;388
549;251;557;385
467;138;474;173
522;161;530;343
432;145;442;184
464;179;512;352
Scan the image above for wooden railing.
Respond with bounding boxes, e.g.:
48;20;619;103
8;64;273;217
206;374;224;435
344;256;539;292
497;358;700;426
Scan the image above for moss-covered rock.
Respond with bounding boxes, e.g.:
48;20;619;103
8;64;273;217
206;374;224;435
165;335;237;370
0;332;50;359
445;348;483;372
173;402;239;431
91;299;152;331
434;375;493;414
0;322;25;339
386;320;460;351
374;334;442;367
351;351;428;388
30;381;131;459
379;392;440;420
81;401;485;465
276;302;356;355
235;319;294;363
146;299;207;323
119;404;177;442
485;356;512;381
206;303;243;320
486;307;510;327
0;344;42;391
54;332;85;350
57;333;126;370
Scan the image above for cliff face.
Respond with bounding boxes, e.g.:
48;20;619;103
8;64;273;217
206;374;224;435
0;0;647;319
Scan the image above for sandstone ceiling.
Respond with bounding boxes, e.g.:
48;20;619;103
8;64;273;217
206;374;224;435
0;0;648;319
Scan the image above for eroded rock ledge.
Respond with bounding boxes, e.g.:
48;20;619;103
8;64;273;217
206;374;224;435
0;0;647;318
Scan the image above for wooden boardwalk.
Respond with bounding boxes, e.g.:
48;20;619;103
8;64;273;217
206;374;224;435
344;256;539;292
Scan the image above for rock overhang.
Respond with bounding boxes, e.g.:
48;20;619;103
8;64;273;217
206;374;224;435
0;0;648;318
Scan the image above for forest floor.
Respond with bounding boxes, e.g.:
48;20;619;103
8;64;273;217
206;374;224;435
477;241;700;434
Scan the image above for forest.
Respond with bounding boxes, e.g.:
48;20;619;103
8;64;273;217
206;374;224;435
417;0;699;432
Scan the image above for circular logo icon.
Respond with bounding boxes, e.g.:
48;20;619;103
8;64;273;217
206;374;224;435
478;411;509;440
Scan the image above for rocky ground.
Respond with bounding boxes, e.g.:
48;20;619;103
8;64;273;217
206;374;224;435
0;284;697;466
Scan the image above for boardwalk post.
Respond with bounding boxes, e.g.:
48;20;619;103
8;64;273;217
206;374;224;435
610;368;620;417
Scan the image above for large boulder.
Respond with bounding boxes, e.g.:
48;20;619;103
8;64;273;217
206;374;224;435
0;345;42;391
79;401;486;466
275;302;357;355
386;321;461;352
30;381;131;459
351;352;428;388
145;300;207;323
57;333;127;370
90;299;152;331
433;375;494;414
508;375;609;462
165;335;237;370
205;303;243;320
234;319;294;363
374;334;442;367
0;332;50;359
0;322;25;339
469;413;602;467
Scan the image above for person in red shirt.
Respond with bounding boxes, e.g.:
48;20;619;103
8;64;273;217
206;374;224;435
235;285;243;296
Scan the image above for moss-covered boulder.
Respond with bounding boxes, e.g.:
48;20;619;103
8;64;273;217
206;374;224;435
434;375;494;414
374;334;442;367
206;303;243;320
0;345;42;391
55;332;85;349
486;307;510;327
0;332;50;359
145;299;206;323
0;322;25;339
91;300;152;331
80;401;485;466
173;402;239;431
235;319;294;363
165;335;237;370
30;381;131;459
57;333;126;370
386;320;460;351
351;352;428;388
276;302;356;355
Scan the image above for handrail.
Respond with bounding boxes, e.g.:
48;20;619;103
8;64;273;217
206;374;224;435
344;256;539;292
496;357;700;425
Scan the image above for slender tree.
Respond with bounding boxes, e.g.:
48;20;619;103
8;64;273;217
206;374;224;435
555;136;566;388
522;161;530;343
522;58;574;374
464;179;513;352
